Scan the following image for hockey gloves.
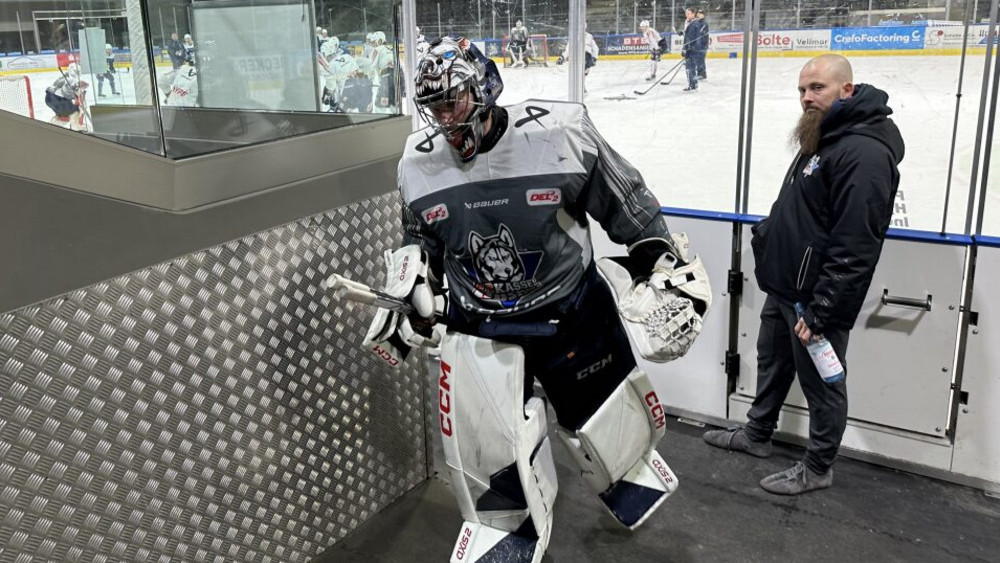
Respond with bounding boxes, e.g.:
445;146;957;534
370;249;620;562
362;245;445;367
597;233;712;362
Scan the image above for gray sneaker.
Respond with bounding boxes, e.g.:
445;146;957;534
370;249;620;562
760;462;833;495
702;426;772;458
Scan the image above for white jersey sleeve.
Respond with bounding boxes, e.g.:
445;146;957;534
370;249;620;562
643;28;662;48
585;33;599;58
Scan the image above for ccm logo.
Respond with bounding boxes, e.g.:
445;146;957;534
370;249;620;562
453;525;473;560
526;188;561;206
439;361;453;437
372;344;400;366
652;458;674;483
577;354;612;380
423;204;449;224
645;391;666;429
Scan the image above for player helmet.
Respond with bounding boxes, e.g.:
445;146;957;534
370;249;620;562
105;43;113;51
320;38;339;58
516;20;523;27
374;31;386;44
640;20;649;28
413;37;503;163
66;62;80;75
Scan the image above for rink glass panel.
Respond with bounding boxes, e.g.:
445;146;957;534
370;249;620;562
746;0;989;234
0;193;429;562
0;0;403;158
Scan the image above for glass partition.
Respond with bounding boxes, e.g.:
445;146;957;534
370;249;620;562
0;0;402;158
411;0;746;212
746;0;990;234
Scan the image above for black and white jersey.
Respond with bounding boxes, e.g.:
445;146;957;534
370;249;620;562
399;99;670;319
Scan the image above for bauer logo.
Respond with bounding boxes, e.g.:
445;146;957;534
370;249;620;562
423;204;449;224
527;188;562;206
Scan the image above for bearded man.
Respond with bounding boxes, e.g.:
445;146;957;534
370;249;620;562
703;54;904;495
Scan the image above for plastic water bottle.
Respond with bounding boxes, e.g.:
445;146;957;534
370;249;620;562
794;303;845;384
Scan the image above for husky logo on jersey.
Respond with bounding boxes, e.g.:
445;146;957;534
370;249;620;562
527;188;561;206
463;224;543;305
423;203;449;224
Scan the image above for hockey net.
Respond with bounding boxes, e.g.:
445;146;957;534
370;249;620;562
502;34;551;67
0;75;34;119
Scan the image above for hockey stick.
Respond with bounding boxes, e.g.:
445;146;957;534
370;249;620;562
324;273;414;315
633;58;686;96
660;58;687;85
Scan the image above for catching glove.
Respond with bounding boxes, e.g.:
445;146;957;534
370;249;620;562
597;233;712;362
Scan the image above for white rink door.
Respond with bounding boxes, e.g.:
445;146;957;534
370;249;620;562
735;225;966;438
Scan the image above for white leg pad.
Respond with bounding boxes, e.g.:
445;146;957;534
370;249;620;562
556;368;678;529
440;333;557;563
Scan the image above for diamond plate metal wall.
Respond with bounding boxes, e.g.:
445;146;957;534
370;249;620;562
0;192;428;563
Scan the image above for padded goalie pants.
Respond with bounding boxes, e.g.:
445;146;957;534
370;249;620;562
744;295;849;474
448;265;636;431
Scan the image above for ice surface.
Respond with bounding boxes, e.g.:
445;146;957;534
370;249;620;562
11;54;1000;234
498;55;999;235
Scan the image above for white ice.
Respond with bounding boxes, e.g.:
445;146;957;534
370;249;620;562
8;55;1000;235
498;55;1000;236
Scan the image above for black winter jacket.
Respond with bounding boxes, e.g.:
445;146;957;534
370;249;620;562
751;83;905;333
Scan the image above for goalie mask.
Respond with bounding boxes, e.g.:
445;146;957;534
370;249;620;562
414;37;503;162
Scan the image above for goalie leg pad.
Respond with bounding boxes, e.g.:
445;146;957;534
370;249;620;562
555;368;678;529
440;333;557;563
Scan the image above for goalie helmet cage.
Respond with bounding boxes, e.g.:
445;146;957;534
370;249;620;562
502;34;550;67
0;75;35;119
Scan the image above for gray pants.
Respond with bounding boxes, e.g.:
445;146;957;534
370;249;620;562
744;295;849;474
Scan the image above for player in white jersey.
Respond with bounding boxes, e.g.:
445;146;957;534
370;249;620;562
358;37;712;563
45;63;89;131
164;60;198;107
639;20;666;80
557;27;599;89
97;44;119;98
370;31;397;111
318;38;344;111
508;20;529;67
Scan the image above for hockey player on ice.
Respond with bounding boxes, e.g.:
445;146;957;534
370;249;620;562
97;43;119;98
318;39;345;111
416;26;430;59
45;63;89;131
370;31;397;112
508;20;530;67
639;20;666;80
332;54;373;112
164;59;198;107
357;37;712;563
557;26;599;90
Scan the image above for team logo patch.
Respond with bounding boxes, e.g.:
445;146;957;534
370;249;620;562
423;203;449;224
526;188;562;206
460;224;543;306
802;155;820;177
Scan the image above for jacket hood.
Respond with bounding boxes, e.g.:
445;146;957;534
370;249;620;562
822;83;905;164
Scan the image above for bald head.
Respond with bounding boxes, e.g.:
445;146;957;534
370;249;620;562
803;54;853;83
798;54;855;114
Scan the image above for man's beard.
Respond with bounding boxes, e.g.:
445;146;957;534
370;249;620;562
790;108;825;155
